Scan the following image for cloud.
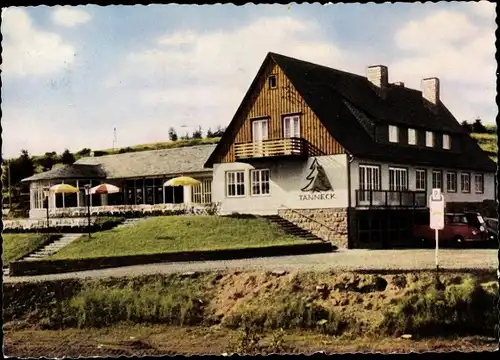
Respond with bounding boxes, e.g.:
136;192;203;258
394;11;479;53
52;6;91;27
107;16;352;131
391;9;495;121
1;7;75;77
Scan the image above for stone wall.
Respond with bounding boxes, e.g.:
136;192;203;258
278;208;349;248
445;200;497;218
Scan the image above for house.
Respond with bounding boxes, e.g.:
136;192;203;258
204;52;497;249
22;145;216;219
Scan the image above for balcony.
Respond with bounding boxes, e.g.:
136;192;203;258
355;190;427;208
234;137;307;161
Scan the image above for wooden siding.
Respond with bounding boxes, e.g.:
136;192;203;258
218;61;344;163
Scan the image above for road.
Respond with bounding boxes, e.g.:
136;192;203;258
3;248;497;283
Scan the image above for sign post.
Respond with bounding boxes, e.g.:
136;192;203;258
429;188;445;277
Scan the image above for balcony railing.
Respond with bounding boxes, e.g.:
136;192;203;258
234;137;306;160
355;190;427;208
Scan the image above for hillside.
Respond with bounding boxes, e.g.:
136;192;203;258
470;133;497;163
6;131;499;181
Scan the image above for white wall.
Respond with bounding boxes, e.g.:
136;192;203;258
350;158;496;204
213;155;349;215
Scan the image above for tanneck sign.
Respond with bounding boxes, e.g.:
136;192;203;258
299;158;335;201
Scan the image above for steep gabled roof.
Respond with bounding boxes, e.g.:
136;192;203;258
206;52;496;172
21;164;106;182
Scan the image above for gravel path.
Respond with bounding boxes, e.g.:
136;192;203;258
4;249;497;283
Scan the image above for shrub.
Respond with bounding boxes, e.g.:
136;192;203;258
380;276;498;338
223;298;347;335
46;278;209;329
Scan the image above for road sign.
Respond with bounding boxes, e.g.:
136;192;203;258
429;189;445;230
429;188;445;275
431;188;442;201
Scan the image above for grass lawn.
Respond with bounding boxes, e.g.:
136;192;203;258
50;216;314;260
2;234;53;266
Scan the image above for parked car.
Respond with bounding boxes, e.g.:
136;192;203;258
484;217;498;241
413;212;486;247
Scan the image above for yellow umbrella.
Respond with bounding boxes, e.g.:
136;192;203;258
163;176;201;187
49;183;80;194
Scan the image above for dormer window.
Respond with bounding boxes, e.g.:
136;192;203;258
443;134;451;150
389;125;399;143
408;128;416;145
268;75;277;89
426;131;434;147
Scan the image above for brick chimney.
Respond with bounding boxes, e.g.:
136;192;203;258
421;77;440;105
367;65;388;98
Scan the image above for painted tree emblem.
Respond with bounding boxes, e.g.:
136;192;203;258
301;158;333;192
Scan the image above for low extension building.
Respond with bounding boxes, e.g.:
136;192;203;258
22;145;215;218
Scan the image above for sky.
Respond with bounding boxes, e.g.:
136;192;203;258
1;2;497;159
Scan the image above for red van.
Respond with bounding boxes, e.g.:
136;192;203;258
413;212;484;247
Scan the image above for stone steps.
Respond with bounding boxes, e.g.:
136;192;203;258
263;215;324;241
114;218;143;230
22;234;83;261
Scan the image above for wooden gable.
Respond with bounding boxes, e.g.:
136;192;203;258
213;59;344;164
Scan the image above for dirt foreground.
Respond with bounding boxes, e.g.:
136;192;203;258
4;325;498;356
3;269;499;356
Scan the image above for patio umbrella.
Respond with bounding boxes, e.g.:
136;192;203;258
90;183;120;195
49;183;80;194
46;183;79;233
163;176;201;187
163;176;201;205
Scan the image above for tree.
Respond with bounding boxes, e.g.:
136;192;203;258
471;118;487;133
301;158;332;192
38;152;57;171
180;132;191;141
9;150;35;185
206;127;214;138
212;125;226;137
192;126;203;139
168;127;178;142
61;149;76;165
76;148;92;157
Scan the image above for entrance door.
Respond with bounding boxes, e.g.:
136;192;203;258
283;115;301;154
252;119;268;157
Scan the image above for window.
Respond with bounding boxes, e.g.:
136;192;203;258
461;172;471;193
446;172;457;192
389;167;408;191
268;75;277;89
251;169;270;196
145;178;155;205
432;170;443;190
474;174;484;194
191;179;212;204
358;165;381;204
426;131;434;147
389;125;399;143
359;165;381;190
226;171;246;197
283;115;300;138
443;134;451;150
408;128;416;145
415;169;427;191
